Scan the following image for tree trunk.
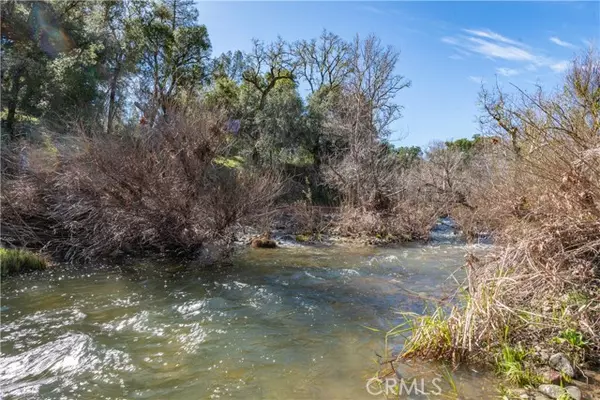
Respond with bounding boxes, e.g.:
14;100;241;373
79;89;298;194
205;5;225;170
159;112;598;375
5;67;24;140
106;63;121;135
312;141;321;169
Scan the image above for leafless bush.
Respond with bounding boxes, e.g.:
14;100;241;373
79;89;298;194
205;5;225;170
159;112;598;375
1;109;283;261
320;34;417;230
285;201;334;235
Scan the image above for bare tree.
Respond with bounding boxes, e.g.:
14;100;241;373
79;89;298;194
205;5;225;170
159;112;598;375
324;34;411;210
293;30;351;95
242;37;297;111
347;34;411;139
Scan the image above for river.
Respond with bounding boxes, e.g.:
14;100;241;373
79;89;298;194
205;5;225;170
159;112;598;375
1;239;499;399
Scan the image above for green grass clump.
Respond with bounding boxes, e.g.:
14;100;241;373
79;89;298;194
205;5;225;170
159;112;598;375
553;328;588;349
0;248;47;277
556;391;574;400
495;344;541;387
396;307;454;360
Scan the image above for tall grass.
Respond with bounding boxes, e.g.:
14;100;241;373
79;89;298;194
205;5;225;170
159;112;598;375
0;248;47;277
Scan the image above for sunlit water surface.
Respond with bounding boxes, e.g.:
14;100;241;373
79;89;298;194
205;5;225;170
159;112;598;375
1;240;499;399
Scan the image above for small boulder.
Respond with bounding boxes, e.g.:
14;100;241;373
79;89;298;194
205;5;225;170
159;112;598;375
538;384;564;399
537;348;551;363
250;232;277;248
549;353;575;378
251;238;277;248
537;384;580;400
540;368;564;385
565;386;581;400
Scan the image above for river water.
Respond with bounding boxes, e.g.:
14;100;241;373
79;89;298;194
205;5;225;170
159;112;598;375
1;240;499;399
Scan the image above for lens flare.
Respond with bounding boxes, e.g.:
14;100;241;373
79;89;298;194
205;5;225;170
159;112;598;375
29;3;74;57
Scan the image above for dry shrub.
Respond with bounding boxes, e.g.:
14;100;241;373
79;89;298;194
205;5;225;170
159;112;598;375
284;202;335;236
392;199;441;240
401;49;600;367
334;199;438;241
1;109;283;261
1;141;57;249
324;142;444;240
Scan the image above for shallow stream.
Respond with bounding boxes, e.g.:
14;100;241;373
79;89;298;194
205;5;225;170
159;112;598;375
1;238;499;399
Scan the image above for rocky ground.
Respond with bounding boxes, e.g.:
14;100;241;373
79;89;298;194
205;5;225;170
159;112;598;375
512;353;599;399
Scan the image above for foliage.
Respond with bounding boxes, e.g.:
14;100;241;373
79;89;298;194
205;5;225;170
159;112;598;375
1;0;211;136
397;308;454;360
1;1;108;135
129;0;211;124
322;34;411;211
395;145;422;168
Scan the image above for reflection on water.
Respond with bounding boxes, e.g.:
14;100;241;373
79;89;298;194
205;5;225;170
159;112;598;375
1;243;498;399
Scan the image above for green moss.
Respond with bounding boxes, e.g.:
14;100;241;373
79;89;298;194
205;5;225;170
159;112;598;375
295;234;311;242
213;155;244;169
0;248;47;277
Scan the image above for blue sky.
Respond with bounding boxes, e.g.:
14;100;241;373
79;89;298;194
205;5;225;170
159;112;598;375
197;1;599;148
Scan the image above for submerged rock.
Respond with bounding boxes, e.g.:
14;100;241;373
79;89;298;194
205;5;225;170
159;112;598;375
251;238;277;248
250;232;278;248
549;352;575;378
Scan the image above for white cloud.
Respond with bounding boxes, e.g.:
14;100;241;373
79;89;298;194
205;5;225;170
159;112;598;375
496;67;520;77
525;64;537;72
466;37;536;62
463;29;525;47
442;28;568;74
449;54;463;60
468;76;485;84
441;37;459;45
550;60;570;73
549;36;575;48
